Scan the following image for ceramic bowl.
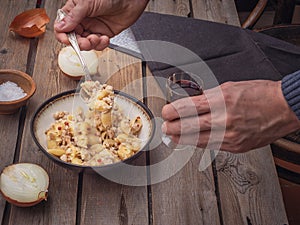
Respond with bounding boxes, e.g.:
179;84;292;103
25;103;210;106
0;69;36;114
30;89;155;173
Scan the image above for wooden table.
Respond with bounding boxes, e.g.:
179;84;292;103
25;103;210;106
0;0;288;225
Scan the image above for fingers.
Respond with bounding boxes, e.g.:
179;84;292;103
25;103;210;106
54;1;113;50
56;0;89;33
77;34;110;51
54;31;110;51
171;130;236;152
161;85;229;150
161;85;227;131
88;34;110;51
170;131;252;153
162;113;212;135
54;31;69;46
162;94;210;121
172;132;209;148
170;131;223;150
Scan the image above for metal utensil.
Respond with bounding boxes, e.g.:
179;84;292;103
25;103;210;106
56;9;93;101
56;9;92;81
67;32;92;81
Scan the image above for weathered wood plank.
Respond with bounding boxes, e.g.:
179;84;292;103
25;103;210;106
145;68;220;225
97;48;143;99
216;148;288;225
80;173;149;225
79;49;149;225
8;1;79;225
191;0;240;26
150;149;220;225
0;0;288;224
0;0;37;223
145;0;191;17
144;1;222;224
191;1;287;224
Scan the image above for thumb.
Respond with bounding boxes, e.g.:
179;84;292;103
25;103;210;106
55;2;89;32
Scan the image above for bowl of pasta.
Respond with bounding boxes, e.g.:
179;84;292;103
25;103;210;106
30;81;155;173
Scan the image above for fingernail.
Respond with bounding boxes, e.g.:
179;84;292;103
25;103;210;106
55;21;66;29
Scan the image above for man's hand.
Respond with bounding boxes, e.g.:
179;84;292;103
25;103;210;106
54;0;149;50
162;80;300;153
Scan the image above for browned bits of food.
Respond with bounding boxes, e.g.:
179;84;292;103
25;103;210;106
45;81;143;166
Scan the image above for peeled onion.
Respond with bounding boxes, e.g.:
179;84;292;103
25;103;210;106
0;163;49;207
58;46;99;80
9;8;50;38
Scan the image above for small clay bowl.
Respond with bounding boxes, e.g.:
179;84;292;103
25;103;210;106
0;69;36;114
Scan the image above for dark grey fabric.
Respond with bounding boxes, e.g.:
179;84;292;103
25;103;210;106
130;12;300;87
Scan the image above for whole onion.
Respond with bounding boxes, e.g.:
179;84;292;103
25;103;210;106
0;163;49;207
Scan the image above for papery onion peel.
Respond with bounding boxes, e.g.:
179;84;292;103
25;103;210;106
0;163;49;207
9;8;50;38
58;46;99;80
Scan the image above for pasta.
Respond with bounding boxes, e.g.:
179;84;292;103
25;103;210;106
45;81;143;166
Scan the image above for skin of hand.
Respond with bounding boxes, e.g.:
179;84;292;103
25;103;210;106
161;80;300;153
54;0;149;50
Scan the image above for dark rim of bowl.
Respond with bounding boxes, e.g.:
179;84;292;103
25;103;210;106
30;89;155;170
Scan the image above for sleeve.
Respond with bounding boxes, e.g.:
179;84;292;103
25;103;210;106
281;70;300;120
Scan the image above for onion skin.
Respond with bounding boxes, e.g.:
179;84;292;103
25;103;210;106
9;8;50;38
0;190;47;207
0;163;49;207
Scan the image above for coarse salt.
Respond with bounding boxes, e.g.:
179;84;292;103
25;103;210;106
0;81;27;101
